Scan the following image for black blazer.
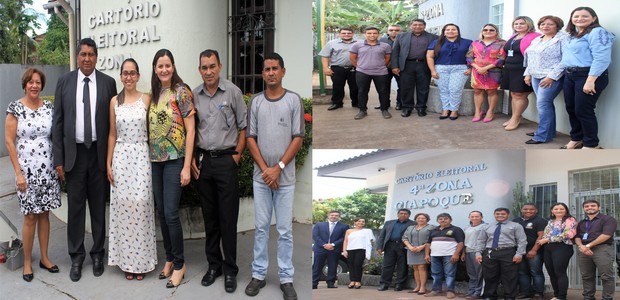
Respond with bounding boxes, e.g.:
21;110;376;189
52;69;117;172
376;218;416;251
391;31;438;71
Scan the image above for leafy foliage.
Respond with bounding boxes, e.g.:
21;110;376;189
0;0;41;63
313;189;387;229
512;181;533;215
37;13;69;65
315;0;418;33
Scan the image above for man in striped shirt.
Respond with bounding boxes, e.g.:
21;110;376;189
424;213;465;299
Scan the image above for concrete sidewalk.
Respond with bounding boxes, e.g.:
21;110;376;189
0;153;311;299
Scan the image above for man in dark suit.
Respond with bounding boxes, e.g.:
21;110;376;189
376;208;415;291
391;19;438;117
312;210;349;289
52;38;117;282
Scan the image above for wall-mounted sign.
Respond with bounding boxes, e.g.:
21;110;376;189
420;3;444;20
87;1;162;70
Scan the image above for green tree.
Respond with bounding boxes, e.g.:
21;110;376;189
315;0;418;33
0;0;40;63
512;181;533;215
313;189;387;229
37;13;69;65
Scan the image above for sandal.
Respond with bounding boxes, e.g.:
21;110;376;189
560;141;583;149
125;272;134;280
348;283;355;289
355;283;361;289
136;273;145;281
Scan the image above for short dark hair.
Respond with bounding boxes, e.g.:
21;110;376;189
199;49;221;65
538;15;564;30
21;68;46;90
494;207;511;214
398;208;411;216
339;27;354;33
264;52;285;68
522;203;537;209
364;26;379;32
328;210;341;215
413;213;430;222
582;199;600;207
437;213;452;220
77;38;98;56
353;217;365;222
411;18;426;25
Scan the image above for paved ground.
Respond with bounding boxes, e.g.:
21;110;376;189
0;157;311;300
313;75;569;149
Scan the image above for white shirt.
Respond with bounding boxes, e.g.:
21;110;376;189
76;69;98;143
346;228;375;260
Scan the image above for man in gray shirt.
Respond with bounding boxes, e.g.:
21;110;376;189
378;24;402;110
245;53;304;300
476;208;527;300
191;49;247;293
319;27;358;111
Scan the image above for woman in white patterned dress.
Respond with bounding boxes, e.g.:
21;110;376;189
5;68;61;282
106;58;157;280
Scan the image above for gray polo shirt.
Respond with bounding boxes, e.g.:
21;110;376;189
475;220;527;257
192;77;247;151
408;32;432;60
319;38;357;67
246;90;305;186
349;40;391;76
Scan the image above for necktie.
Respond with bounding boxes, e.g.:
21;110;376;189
83;77;92;149
492;223;502;249
329;222;335;236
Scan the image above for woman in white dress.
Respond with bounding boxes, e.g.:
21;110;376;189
342;217;375;289
106;58;157;280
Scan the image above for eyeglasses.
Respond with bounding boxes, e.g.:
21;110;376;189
482;29;497;32
121;71;138;78
388;29;400;31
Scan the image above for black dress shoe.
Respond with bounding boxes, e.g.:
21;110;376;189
40;261;59;273
401;109;412;117
23;273;33;282
201;269;222;286
525;139;544;144
93;257;104;277
526;132;535;136
327;104;343;111
417;110;427;117
327;283;337;288
70;263;82;282
395;284;403;291
312;285;318;289
395;104;402;110
377;284;388;291
224;275;237;293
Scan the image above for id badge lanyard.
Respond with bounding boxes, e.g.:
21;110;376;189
507;37;517;57
582;219;591;240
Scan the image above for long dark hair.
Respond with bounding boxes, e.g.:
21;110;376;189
151;49;185;104
567;7;601;38
117;58;139;106
549;202;573;223
434;23;461;58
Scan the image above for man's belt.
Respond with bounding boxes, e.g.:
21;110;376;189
565;67;590;73
197;147;238;158
486;246;517;251
406;58;426;62
331;65;355;70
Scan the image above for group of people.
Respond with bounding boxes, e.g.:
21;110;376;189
5;37;305;300
312;201;617;300
320;6;615;148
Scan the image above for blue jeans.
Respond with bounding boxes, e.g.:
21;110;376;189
435;64;469;111
431;255;457;292
531;77;563;142
518;250;545;295
251;181;295;283
151;158;184;269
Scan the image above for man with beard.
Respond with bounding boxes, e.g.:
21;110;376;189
377;24;402;110
319;27;359;110
312;211;349;289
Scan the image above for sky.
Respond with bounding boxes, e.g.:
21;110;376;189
312;149;374;200
26;0;51;35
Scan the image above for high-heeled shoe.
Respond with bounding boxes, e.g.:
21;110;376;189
472;112;486;122
39;261;59;273
348;283;355;289
158;262;173;279
23;273;33;282
166;265;186;288
355;284;361;289
483;114;494;123
505;117;522;130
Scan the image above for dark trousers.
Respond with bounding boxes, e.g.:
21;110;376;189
400;60;431;111
481;248;519;299
152;158;185;270
563;69;609;147
387;68;401;107
197;154;240;276
65;143;107;263
331;65;358;107
356;71;390;111
380;240;408;285
312;249;340;286
347;249;366;282
544;243;573;300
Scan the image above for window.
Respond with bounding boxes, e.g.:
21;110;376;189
230;0;275;94
530;183;557;215
491;4;504;34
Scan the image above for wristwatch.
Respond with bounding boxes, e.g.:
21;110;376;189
278;161;285;170
585;244;592;248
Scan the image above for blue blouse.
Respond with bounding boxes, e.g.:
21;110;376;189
561;27;616;76
428;38;473;65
